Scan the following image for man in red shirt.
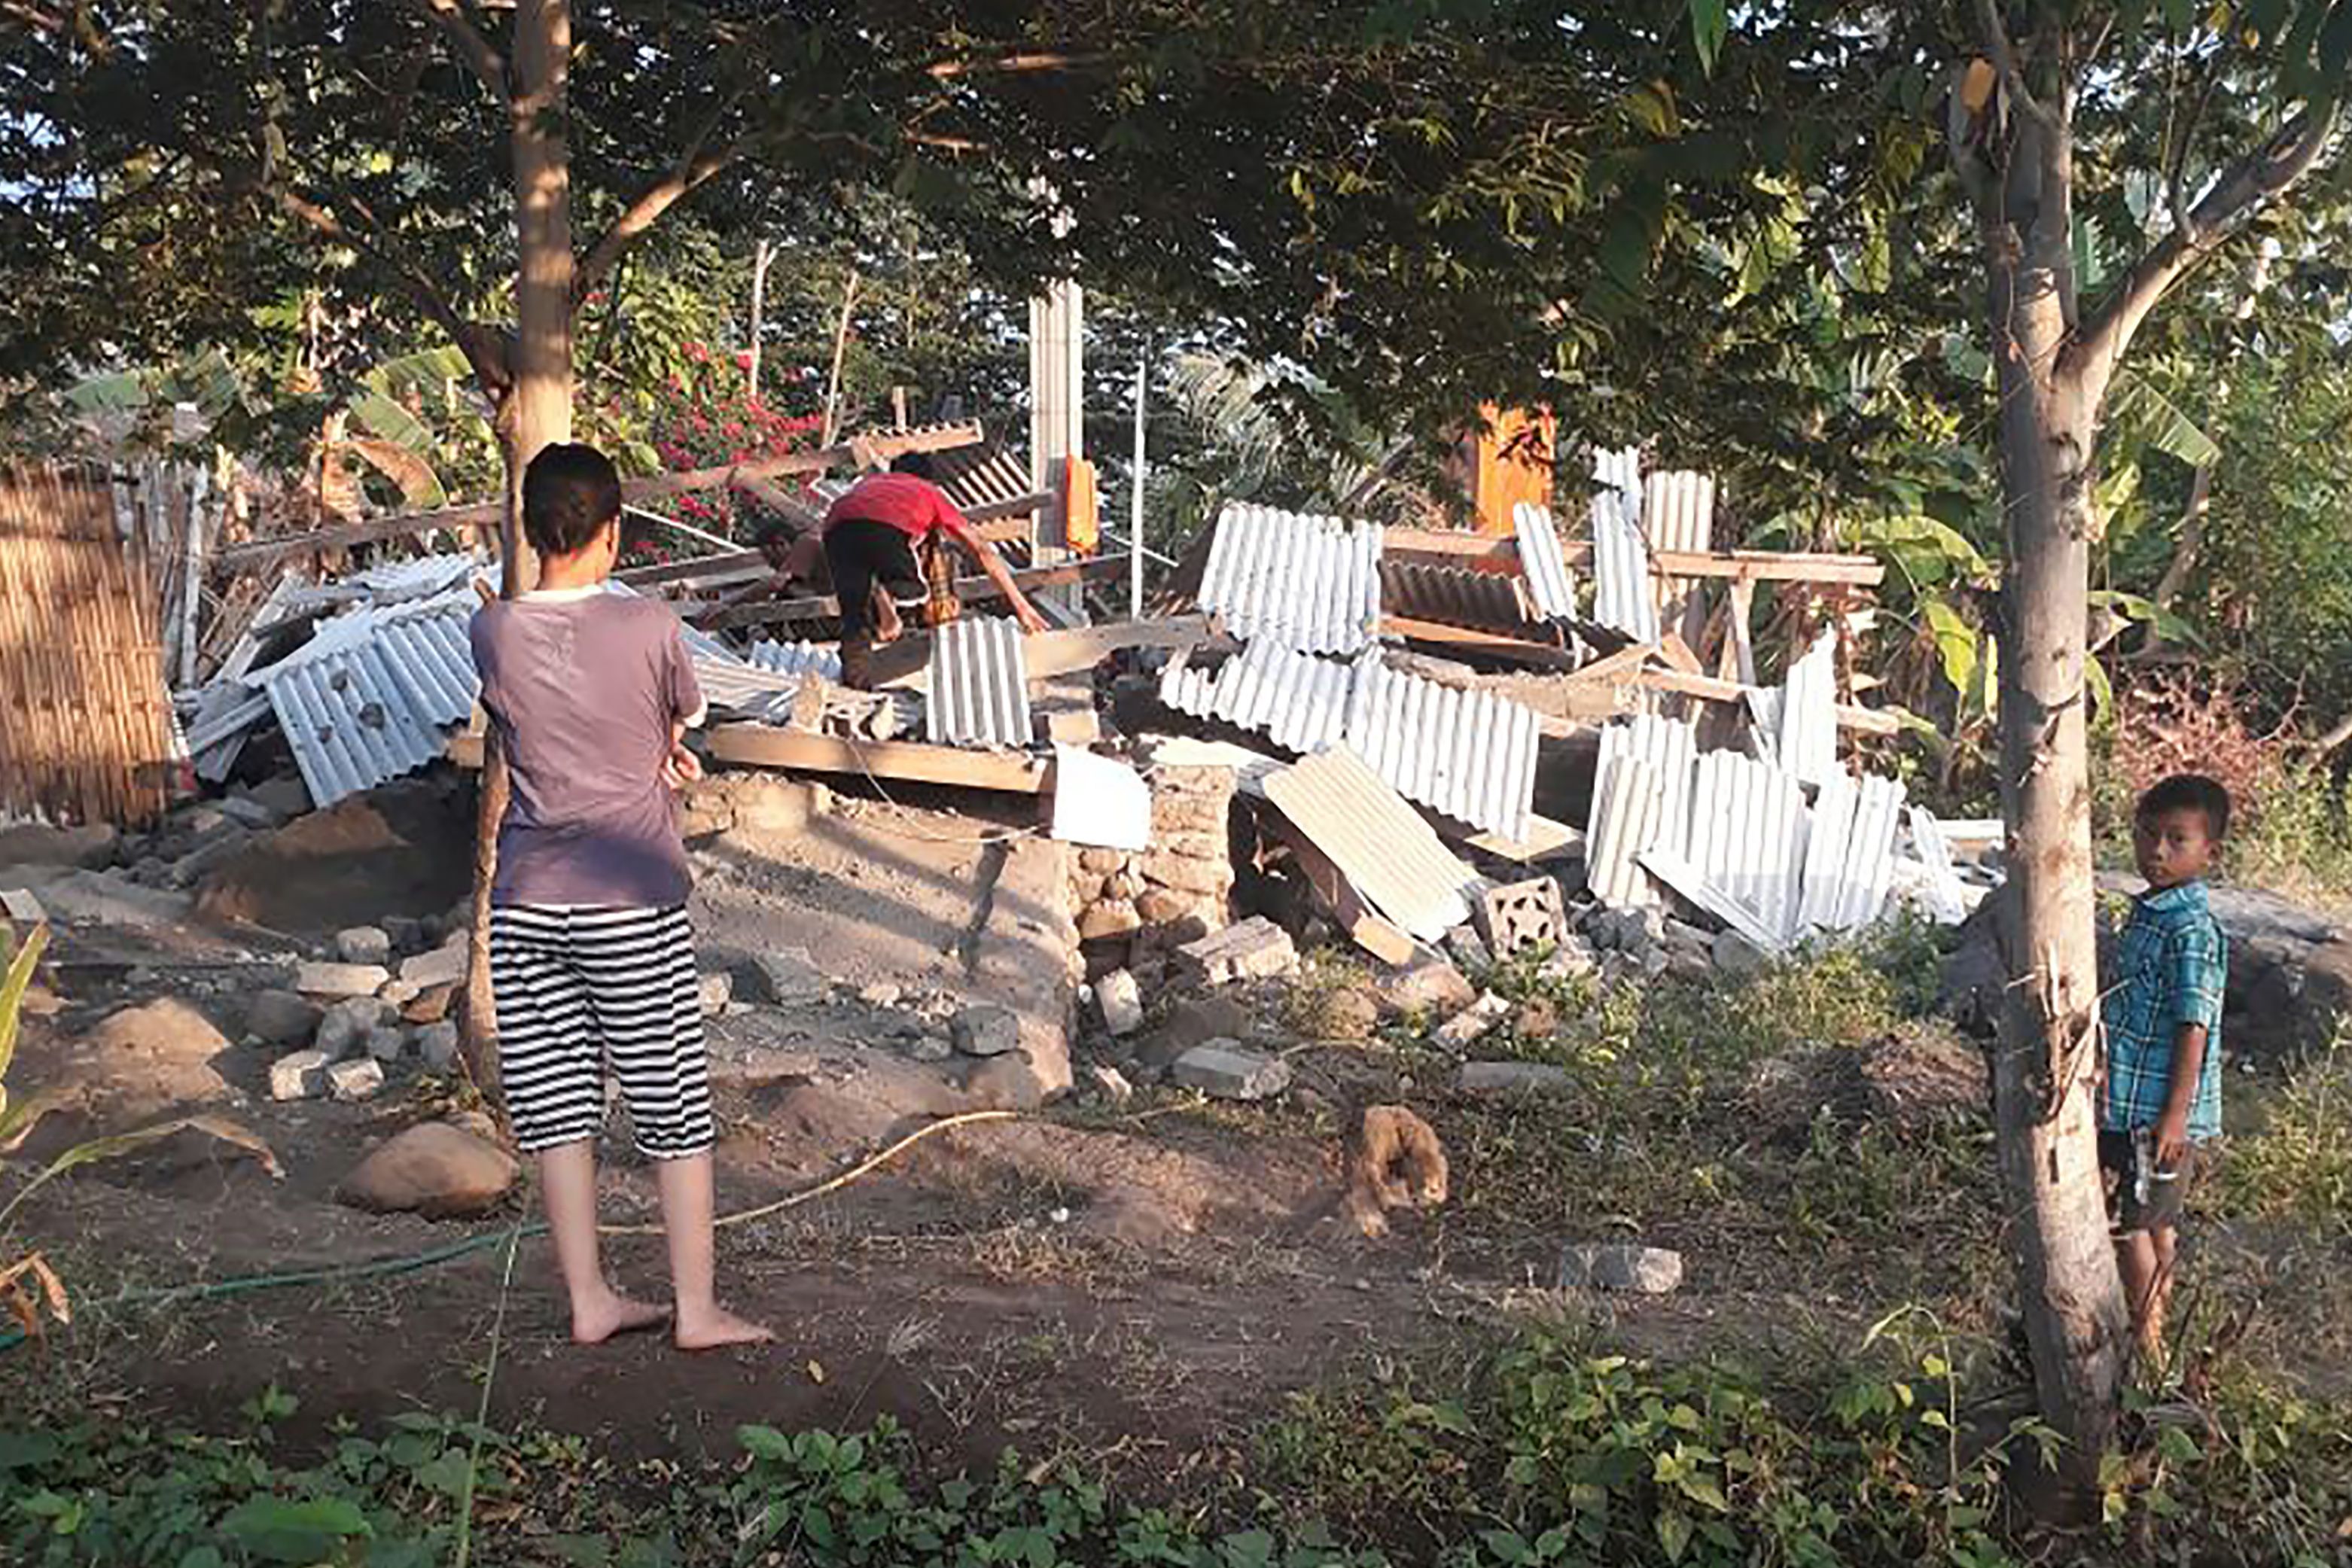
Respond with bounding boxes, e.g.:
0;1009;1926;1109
820;453;1049;687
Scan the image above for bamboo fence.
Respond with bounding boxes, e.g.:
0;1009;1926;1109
0;464;177;826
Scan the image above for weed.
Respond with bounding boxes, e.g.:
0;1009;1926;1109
2214;1035;2352;1239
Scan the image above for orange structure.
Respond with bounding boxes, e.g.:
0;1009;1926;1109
1455;405;1556;536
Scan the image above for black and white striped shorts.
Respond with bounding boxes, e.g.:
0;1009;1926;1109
489;903;714;1159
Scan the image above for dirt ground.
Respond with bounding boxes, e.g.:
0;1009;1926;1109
7;775;2345;1488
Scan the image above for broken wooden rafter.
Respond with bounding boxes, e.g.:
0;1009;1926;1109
1379;615;1580;669
705;724;1050;793
1382;527;1884;587
1635;666;1901;736
217;422;985;571
704;552;1130;632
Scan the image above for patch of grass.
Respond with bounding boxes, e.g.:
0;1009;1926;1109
1282;950;1377;1040
2213;1035;2352;1239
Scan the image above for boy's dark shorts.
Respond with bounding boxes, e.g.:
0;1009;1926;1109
2099;1130;2197;1235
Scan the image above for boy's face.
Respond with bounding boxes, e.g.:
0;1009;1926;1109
2134;805;2216;891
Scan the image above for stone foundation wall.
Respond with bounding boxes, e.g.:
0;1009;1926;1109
1067;762;1235;985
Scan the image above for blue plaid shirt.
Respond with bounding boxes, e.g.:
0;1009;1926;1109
2101;881;2227;1139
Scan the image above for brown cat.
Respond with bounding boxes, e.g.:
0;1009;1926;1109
1345;1104;1449;1238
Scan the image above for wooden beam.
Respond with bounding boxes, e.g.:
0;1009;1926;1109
705;553;1129;632
1635;666;1901;736
618;548;766;587
1440;811;1584;865
218;422;985;571
705;723;1051;793
1021;616;1215;680
1382;525;1883;586
1381;615;1580;668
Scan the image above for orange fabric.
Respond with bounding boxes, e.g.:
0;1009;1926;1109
1062;457;1100;553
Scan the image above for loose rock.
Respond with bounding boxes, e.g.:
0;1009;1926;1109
398;939;470;991
365;1026;409;1063
698;971;734;1018
1171;1040;1291;1101
1712;930;1771;979
1458;1060;1574;1096
1433;991;1513;1049
295;961;391;1000
327;1058;387;1102
403;985;457;1025
1558;1242;1684;1295
952;1004;1023;1058
1095;970;1145;1037
316;997;391;1061
337;1122;521;1219
416;1021;461;1073
1088;1064;1135;1104
1377;953;1477;1018
244;990;324;1049
1078;900;1144;941
270;1049;333;1101
335;926;393;966
1177;916;1297;986
858;982;904;1009
748;948;827;1007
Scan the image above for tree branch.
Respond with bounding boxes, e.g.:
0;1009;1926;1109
926;51;1116;81
268;184;510;391
2071;107;2335;394
2165;58;2223;241
1975;0;2059;131
398;0;508;102
572;99;743;308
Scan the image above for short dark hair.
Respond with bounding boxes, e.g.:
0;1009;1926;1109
889;451;938;482
522;443;622;558
751;517;798;551
2137;773;2232;840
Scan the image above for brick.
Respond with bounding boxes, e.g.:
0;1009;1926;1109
1137;852;1229;897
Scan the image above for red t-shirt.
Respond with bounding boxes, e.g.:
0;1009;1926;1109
821;473;973;544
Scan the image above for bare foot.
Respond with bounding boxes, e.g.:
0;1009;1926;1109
570;1289;672;1346
675;1305;775;1353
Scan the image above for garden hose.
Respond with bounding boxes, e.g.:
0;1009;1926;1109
0;1110;1017;1355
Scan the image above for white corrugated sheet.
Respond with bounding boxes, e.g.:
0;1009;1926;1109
1261;745;1479;941
1159;641;1356;755
1590;483;1657;644
1161;645;1540;839
1197;503;1383;654
1779;629;1839;786
1512;502;1578;619
1903;804;1972;925
1345;657;1541;842
747;639;845;682
1686;749;1808;941
248;589;480;809
1583;715;1695;909
928;617;1032;747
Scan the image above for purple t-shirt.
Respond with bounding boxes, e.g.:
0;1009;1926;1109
470;589;705;909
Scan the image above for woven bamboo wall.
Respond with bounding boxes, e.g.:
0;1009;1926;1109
0;465;175;826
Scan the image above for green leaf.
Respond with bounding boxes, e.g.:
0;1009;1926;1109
0;922;49;1085
1688;0;1729;75
218;1496;373;1563
1923;598;1980;702
2086;652;2115;722
1656;1508;1693;1563
2109;375;2220;469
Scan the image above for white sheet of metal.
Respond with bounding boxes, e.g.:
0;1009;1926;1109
1345;656;1540;841
1262;744;1478;941
1796;772;1858;933
1590;486;1658;644
1687;749;1808;944
1158;641;1354;755
1779;629;1839;787
1906;805;1971;925
1512;502;1578;620
249;589;480;809
927;616;1032;747
1835;775;1908;930
1197;503;1383;654
1586;753;1666;910
747;639;844;681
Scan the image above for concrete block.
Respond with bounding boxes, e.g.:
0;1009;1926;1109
1557;1242;1684;1295
1170;1040;1291;1101
1477;876;1568;961
1176;916;1296;986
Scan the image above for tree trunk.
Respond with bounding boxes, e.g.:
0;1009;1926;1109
462;0;577;1119
1984;112;2131;1503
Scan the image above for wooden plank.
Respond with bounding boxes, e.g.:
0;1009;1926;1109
1656;629;1705;677
1380;615;1580;668
1635;667;1900;736
1441;811;1583;865
1019;616;1214;680
218;422;986;571
1383;525;1881;586
1259;809;1418;966
705;553;1129;632
705;723;1051;793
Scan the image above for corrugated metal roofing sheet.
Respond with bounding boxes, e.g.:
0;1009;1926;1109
1779;629;1839;786
1590;488;1656;644
248;589;479;809
1161;645;1540;839
927;616;1033;747
1687;750;1807;941
1197;503;1382;654
1642;472;1715;555
1380;559;1543;634
1345;657;1540;841
1583;715;1696;909
1158;641;1355;754
1261;745;1479;941
747;639;844;681
934;445;1038;510
1513;503;1577;619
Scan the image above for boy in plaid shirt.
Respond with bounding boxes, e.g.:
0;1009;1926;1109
2101;773;2231;1363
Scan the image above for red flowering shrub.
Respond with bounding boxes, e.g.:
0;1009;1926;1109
622;344;825;566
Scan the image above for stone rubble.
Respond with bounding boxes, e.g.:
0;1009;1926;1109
1170;1040;1291;1101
